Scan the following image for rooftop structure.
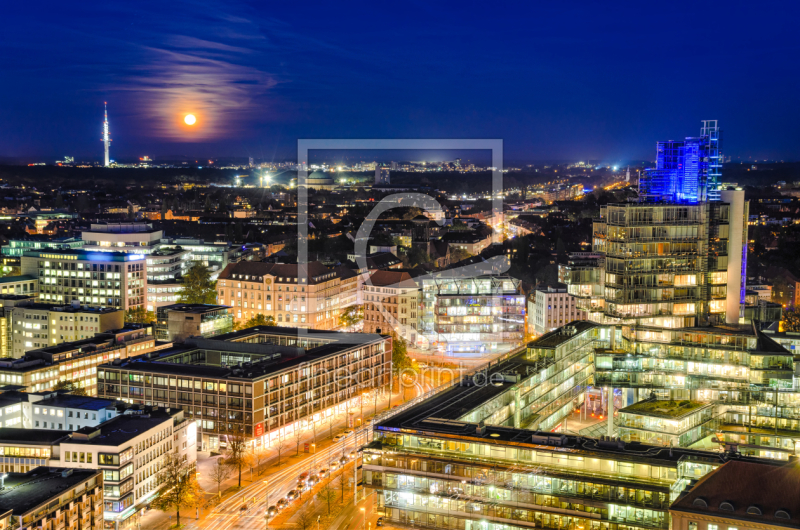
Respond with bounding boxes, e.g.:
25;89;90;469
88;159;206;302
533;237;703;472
155;303;232;342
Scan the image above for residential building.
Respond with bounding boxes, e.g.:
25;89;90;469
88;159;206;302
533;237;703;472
375;168;390;185
155;303;232;342
0;295;37;357
21;249;147;310
80;222;163;255
670;460;800;530
216;261;357;329
8;302;123;358
363;269;424;346
527;285;586;337
97;326;391;452
419;274;525;356
0;467;103;530
442;230;492;255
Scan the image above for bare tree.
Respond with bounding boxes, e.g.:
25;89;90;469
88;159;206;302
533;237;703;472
335;471;347;502
225;434;251;488
296;505;317;530
209;457;229;497
327;412;335;440
275;433;288;467
151;453;203;526
251;444;270;476
316;481;337;514
293;425;303;456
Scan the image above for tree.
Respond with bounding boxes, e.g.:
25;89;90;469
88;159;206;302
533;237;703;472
275;434;288;467
338;305;363;330
335;471;347;502
391;332;412;375
209;457;229;497
177;263;217;304
124;305;155;324
151;453;203;526
242;313;275;328
54;380;87;396
296;506;317;530
293;426;303;456
316;481;337;514
0;266;20;279
251;444;270;476
326;412;336;442
224;435;251;488
783;309;800;332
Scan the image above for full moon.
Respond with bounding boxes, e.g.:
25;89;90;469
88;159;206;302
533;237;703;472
184;114;196;125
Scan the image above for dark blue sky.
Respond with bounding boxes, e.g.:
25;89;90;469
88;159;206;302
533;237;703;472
2;0;799;163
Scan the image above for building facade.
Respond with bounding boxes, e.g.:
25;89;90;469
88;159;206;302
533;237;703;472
21;250;147;310
155;303;232;342
528;285;586;337
363;270;423;346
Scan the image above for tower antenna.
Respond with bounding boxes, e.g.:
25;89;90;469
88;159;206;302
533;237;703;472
102;102;111;167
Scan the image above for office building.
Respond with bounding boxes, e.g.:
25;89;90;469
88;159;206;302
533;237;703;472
0;390;120;430
97;326;390;452
0;325;154;395
0;467;103;530
364;352;788;530
0;275;38;296
145;248;190;312
528;285;586;337
155;303;232;342
7;302;123;358
215;261;357;329
81;223;163;255
419;274;525;356
1;236;84;267
0;294;37;357
21;250;147;310
639;120;722;204
0;407;196;530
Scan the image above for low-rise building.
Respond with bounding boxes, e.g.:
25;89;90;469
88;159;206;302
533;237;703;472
0;467;103;530
0;275;38;296
155;303;232;342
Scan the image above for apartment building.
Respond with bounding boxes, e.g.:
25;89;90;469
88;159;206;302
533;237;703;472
0;294;37;357
216;261;357;330
527;285;586;337
21;250;147;310
155;303;232;342
0;467;103;530
0;325;154;395
8;302;123;357
363;269;423;346
97;326;391;452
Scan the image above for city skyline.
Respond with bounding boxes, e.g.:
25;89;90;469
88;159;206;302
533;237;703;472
2;1;800;161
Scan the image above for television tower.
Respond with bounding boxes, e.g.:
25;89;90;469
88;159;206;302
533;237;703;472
102;102;111;167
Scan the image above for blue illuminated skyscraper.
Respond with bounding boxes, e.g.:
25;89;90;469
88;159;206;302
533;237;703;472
639;120;721;203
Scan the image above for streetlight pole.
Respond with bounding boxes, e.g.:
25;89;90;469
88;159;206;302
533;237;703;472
264;478;269;530
360;507;365;530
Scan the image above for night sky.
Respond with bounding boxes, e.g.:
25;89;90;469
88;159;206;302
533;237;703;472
2;1;799;163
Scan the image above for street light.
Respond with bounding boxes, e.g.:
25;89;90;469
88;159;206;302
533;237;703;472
360;507;366;530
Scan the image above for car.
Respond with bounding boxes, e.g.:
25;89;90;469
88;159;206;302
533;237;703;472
239;504;248;512
339;456;348;465
376;517;384;526
286;489;300;501
343;429;354;436
329;460;339;470
267;506;278;517
317;467;330;478
348;450;357;460
333;433;346;442
277;499;288;510
307;475;319;487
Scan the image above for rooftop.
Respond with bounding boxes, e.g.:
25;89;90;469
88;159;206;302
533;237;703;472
0;275;36;284
157;303;230;314
671;460;800;528
0;467;101;516
620;399;710;419
68;410;178;447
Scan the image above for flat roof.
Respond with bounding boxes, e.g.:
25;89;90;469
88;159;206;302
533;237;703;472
68;410;177;447
159;303;230;313
0;275;36;284
0;467;101;516
0;428;71;445
34;395;119;411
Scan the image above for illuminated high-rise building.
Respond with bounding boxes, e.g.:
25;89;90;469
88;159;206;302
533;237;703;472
102;102;111;167
639;120;722;203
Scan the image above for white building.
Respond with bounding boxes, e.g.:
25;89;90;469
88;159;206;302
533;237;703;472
81;223;163;255
0;391;120;430
528;285;586;337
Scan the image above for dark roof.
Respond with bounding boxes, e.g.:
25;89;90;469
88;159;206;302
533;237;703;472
365;252;401;270
0;467;101;516
218;261;342;285
0;428;71;445
369;270;420;288
158;303;229;314
671;460;800;528
34;395;118;411
0;275;36;284
70;410;176;446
